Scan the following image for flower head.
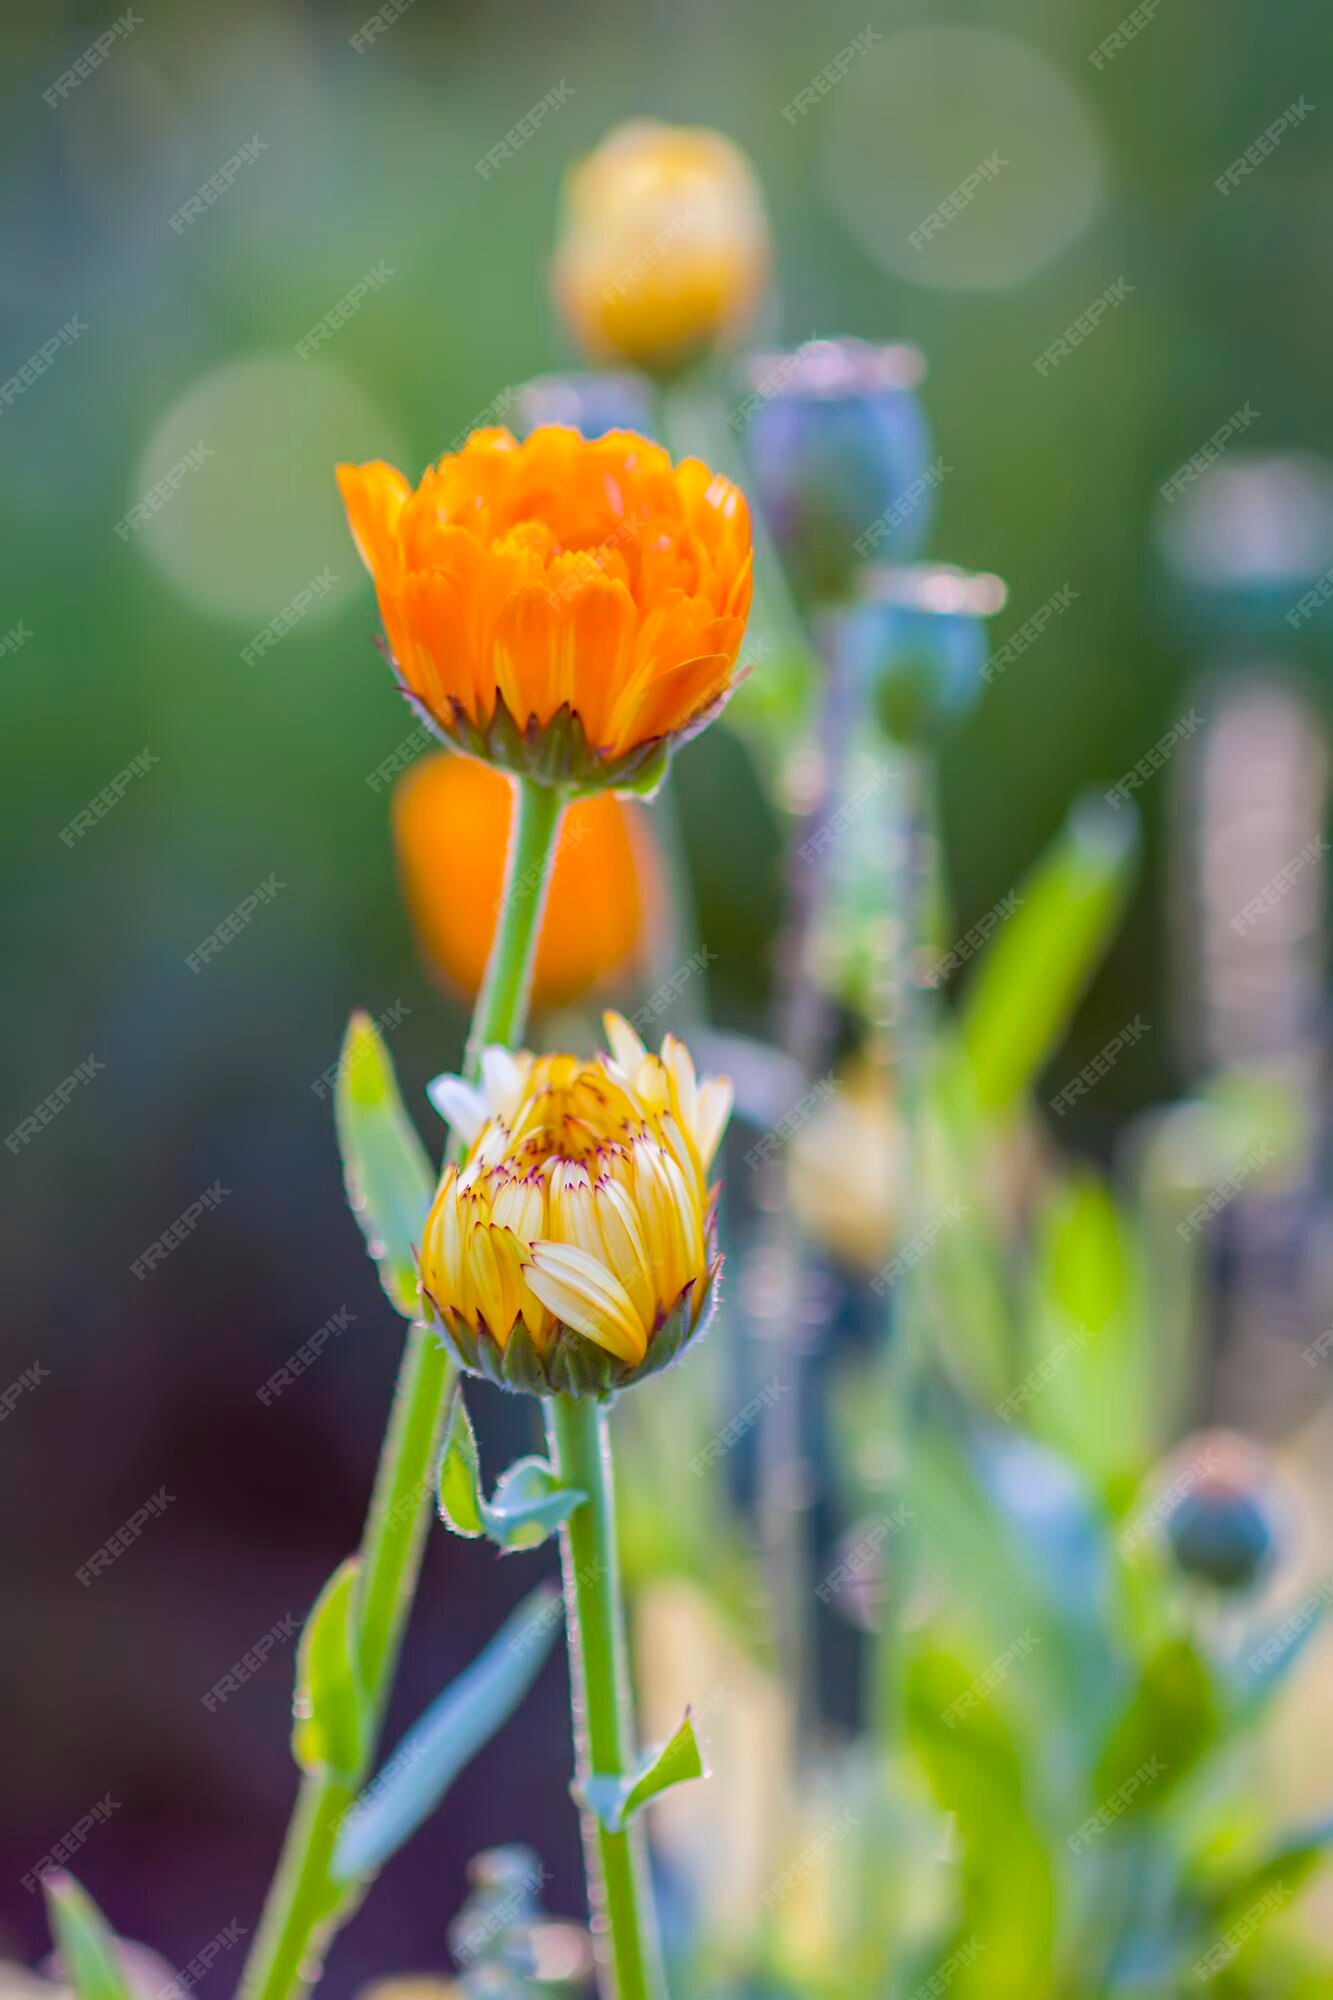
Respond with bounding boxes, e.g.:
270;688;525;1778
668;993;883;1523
421;1015;732;1397
551;119;772;377
337;427;752;794
393;751;662;1012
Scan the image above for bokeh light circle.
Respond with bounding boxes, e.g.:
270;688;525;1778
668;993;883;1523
821;28;1108;290
127;354;408;625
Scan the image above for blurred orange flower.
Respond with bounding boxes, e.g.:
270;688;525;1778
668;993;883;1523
337;426;752;794
393;751;661;1013
552;120;772;376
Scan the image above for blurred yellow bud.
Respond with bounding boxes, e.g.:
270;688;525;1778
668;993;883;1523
551;120;772;376
788;1064;901;1273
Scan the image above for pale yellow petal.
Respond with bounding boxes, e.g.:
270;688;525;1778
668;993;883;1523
594;1174;657;1327
662;1033;699;1133
603;1010;648;1076
523;1241;648;1364
695;1075;733;1169
426;1073;488;1145
480;1046;527;1121
491;1173;546;1244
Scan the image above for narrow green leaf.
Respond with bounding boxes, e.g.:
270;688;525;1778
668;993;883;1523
292;1556;368;1782
332;1583;560;1881
579;1709;707;1833
959;797;1138;1116
436;1386;584;1551
437;1386;486;1538
335;1011;435;1318
43;1873;132;2000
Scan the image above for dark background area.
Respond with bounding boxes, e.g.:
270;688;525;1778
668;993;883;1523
3;0;1330;1986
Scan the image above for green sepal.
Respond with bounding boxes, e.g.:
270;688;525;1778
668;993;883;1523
380;641;738;802
292;1555;369;1782
437;1386;487;1538
42;1874;133;2000
424;1256;720;1402
437;1385;584;1550
500;1319;550;1395
335;1011;435;1318
578;1709;707;1833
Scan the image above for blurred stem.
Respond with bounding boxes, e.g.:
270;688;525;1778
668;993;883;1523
660;367;818;794
241;776;566;2000
872;743;936;1747
753;613;860;1749
546;1396;664;2000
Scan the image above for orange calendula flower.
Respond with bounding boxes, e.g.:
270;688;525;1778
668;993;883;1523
337;426;753;795
392;751;662;1012
552;119;772;376
420;1014;732;1398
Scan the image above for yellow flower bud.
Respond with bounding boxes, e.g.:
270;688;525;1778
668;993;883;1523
551;120;772;377
421;1015;733;1397
788;1064;901;1273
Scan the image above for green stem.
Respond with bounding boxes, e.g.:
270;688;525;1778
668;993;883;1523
546;1396;664;2000
241;1326;454;2000
240;774;567;2000
465;774;565;1077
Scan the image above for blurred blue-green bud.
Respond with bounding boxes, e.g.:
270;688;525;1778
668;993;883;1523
1163;1431;1277;1592
843;564;1007;743
740;338;933;603
1156;451;1333;650
513;371;654;440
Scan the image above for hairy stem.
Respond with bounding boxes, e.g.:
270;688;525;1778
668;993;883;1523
240;774;567;2000
546;1395;664;2000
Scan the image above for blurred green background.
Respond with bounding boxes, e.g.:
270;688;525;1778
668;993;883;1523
3;0;1331;1988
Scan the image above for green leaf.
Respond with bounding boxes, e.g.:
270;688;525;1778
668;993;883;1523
332;1583;560;1881
292;1556;368;1782
1206;1817;1333;1927
483;1456;586;1549
959;797;1138;1116
1090;1636;1220;1824
336;1011;435;1318
1018;1166;1156;1491
903;1644;1058;1996
437;1385;584;1551
43;1875;132;2000
579;1708;707;1833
